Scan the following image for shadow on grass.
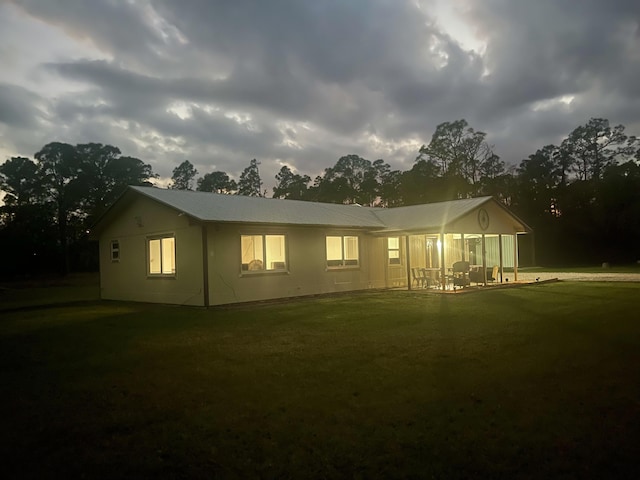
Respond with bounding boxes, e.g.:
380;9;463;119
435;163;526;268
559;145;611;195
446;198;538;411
1;283;639;478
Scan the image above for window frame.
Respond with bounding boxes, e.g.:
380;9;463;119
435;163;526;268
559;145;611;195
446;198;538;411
325;235;360;269
240;233;288;275
110;240;120;262
387;236;401;265
147;234;176;277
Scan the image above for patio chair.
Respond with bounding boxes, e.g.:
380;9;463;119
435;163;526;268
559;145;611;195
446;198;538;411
488;265;499;282
469;266;483;284
411;268;427;288
452;261;470;287
469;265;500;285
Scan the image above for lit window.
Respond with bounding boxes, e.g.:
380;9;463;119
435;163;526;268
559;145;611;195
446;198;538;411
110;240;120;262
388;237;400;265
326;235;359;268
148;236;176;275
241;235;286;272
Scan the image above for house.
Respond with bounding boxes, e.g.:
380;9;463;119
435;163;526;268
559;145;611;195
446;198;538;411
91;186;532;306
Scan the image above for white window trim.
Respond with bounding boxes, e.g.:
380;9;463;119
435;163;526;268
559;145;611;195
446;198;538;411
240;234;288;275
326;235;360;269
110;240;120;262
388;237;401;266
147;234;176;277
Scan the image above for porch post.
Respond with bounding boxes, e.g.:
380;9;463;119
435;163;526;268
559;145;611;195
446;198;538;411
513;233;519;282
481;234;487;285
405;235;412;290
498;234;504;283
461;233;465;262
440;232;446;291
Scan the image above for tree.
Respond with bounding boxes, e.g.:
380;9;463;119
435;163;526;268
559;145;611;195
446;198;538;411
34;142;84;274
478;154;510;201
0;156;43;212
0;156;55;276
378;169;403;207
74;144;155;214
272;166;310;200
561;118;637;181
417;119;498;196
76;143;120;208
400;158;455;205
197;171;237;194
515;145;562;214
170;160;198;190
237;159;264;197
312;155;378;205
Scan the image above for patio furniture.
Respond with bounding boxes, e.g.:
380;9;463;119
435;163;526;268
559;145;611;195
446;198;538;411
452;261;470;288
423;268;439;288
411;268;429;288
469;265;500;284
488;265;499;282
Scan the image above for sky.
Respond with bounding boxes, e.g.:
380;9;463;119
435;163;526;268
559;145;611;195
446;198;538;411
1;0;639;190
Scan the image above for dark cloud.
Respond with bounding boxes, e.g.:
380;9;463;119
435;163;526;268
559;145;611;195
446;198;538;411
0;83;44;128
1;0;639;188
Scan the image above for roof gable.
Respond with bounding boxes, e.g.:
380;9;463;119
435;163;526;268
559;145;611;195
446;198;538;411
372;197;493;233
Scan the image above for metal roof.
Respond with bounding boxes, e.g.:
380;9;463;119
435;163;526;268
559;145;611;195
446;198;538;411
371;196;493;232
116;187;521;232
131;186;385;228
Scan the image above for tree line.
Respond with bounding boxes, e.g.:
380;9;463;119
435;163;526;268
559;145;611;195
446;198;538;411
1;117;639;277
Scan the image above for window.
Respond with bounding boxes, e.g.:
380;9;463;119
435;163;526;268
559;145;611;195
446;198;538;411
241;235;287;272
148;236;176;275
110;240;120;262
326;235;359;268
388;237;401;265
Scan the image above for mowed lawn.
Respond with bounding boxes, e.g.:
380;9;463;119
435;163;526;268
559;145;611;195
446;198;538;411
1;282;639;479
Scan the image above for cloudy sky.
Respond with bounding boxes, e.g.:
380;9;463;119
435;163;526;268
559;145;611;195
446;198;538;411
1;0;639;189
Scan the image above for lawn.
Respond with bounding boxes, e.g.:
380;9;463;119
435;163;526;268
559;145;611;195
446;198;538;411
1;282;639;479
518;264;640;274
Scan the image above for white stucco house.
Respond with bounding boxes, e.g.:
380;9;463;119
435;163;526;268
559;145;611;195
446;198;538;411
91;186;531;306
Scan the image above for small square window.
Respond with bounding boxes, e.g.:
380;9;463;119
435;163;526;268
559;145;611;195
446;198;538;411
110;240;120;262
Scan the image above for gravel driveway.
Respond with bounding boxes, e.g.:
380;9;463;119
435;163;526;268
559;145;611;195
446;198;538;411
515;271;640;282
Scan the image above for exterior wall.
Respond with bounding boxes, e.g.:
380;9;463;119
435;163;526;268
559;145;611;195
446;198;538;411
448;202;526;235
98;196;205;306
385;236;408;288
205;223;387;305
97;195;530;306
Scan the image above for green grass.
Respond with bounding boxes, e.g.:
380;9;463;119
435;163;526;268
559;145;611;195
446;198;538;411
519;264;640;273
1;283;640;479
0;272;100;310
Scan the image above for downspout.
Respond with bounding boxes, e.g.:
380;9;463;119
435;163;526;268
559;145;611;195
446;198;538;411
201;224;210;307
